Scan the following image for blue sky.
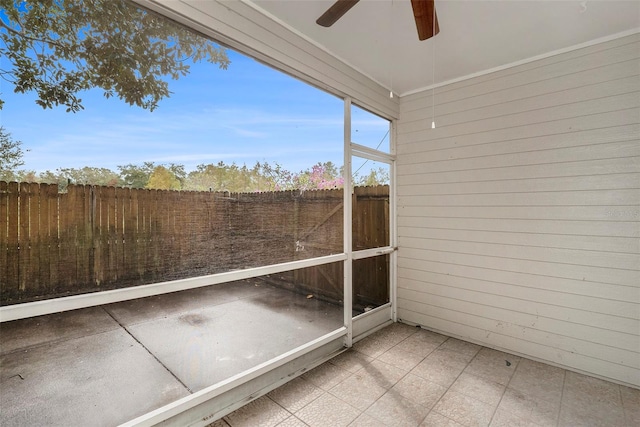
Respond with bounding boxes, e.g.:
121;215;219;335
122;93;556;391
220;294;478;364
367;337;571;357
1;47;389;176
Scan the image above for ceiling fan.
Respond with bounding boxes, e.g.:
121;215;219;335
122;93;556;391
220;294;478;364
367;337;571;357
316;0;439;41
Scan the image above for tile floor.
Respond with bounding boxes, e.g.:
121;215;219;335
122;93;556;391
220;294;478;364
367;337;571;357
210;322;639;427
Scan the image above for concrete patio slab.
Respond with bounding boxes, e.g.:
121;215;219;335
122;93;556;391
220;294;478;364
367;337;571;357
104;280;271;326
0;306;120;356
0;327;189;427
121;287;343;391
1;281;344;426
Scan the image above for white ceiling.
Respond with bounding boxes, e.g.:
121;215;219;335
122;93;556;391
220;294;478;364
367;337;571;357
250;0;640;95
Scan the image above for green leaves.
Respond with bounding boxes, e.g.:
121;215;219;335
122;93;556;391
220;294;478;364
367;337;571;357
0;0;230;112
0;126;25;172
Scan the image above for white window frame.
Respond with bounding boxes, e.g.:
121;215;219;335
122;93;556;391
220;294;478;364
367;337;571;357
348;106;398;334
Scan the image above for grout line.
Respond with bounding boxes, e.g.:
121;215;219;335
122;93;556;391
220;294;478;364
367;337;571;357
557;370;568;427
487;352;520;426
327;325;423;423
363;326;426;424
101;306;193;394
376;330;482;425
436;338;478;404
264;394;295;425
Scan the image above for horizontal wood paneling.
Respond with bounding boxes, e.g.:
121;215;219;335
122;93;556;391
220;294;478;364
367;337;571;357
396;33;640;387
397;257;639;303
400;76;639;131
399;288;639;363
398;172;640;195
399;237;638;270
398;205;638;222
399;268;640;324
398;141;638;173
399;188;638;208
398;91;639;136
399;108;639;148
398;124;639;163
399;247;638;287
402;63;640;124
398;217;639;238
398;226;638;253
402;59;639;119
398;156;640;185
402;34;640;111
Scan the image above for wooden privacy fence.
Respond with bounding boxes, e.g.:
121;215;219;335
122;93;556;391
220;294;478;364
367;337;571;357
0;182;389;307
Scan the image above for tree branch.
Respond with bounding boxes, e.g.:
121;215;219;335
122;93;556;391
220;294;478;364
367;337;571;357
0;20;66;50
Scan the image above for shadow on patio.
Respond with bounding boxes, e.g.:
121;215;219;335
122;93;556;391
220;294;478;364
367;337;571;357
216;323;639;427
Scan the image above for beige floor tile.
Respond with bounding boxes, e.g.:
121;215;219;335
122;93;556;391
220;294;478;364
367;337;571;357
221;324;635;427
359;325;415;355
439;338;482;361
268;377;324;413
330;370;388;411
411;350;468;388
295;393;360;427
394;330;445;358
620;384;640;406
509;359;564;404
558;403;626;427
224;396;290;427
276;415;309;427
432;390;495;427
329;349;374;373
489;407;539;427
562;371;624;424
365;391;431;426
620;385;640;426
302;362;353;391
449;372;505;407
464;348;520;386
428;347;474;368
374;322;419;343
563;371;622;404
421;411;466;427
349;412;387;427
391;373;447;408
206;418;231;427
353;335;395;358
357;359;407;389
377;346;425;371
498;388;560;426
411;359;464;388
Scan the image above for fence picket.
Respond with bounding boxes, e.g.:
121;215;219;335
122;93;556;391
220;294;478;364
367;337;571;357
0;182;8;298
48;184;60;292
136;188;146;281
38;183;50;295
29;183;42;292
6;183;19;301
64;185;79;294
92;186;102;287
18;183;31;292
78;185;91;288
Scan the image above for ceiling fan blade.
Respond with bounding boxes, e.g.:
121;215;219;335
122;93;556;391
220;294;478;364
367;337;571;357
411;0;440;41
316;0;360;27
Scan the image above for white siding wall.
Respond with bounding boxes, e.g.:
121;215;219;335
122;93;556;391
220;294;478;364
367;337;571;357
396;33;640;387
